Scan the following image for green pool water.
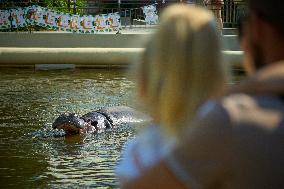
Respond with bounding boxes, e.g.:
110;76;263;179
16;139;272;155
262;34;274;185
0;67;244;188
0;68;138;188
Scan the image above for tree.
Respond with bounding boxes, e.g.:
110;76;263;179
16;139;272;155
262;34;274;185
0;0;87;15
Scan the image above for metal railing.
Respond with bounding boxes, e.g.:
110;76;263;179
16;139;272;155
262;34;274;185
222;0;246;27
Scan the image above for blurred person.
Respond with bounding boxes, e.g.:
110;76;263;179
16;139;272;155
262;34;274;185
233;0;247;24
237;10;254;75
116;4;227;184
204;0;224;33
121;0;284;188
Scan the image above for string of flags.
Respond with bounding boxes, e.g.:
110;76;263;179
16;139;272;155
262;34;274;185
0;5;121;33
0;4;159;33
142;4;159;24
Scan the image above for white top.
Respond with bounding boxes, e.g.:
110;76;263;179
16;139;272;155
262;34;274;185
115;124;176;181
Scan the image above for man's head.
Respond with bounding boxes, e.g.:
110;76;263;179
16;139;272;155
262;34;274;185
242;0;284;73
247;0;284;34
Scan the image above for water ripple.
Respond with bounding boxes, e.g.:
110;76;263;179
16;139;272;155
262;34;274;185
0;68;137;188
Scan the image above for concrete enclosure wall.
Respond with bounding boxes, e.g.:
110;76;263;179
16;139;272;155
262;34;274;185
0;32;242;69
0;33;151;48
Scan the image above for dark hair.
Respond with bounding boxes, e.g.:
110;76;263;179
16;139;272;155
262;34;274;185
247;0;284;35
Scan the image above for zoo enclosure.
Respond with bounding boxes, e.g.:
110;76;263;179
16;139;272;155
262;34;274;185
0;0;245;29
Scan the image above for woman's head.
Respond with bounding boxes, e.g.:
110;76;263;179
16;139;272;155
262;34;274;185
137;5;227;134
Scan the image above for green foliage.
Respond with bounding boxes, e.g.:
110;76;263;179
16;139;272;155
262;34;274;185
40;0;87;15
0;0;87;15
0;0;88;31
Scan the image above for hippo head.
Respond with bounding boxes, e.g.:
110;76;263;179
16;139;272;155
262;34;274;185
52;113;86;135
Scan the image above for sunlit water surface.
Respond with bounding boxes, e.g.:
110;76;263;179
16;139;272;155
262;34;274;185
0;68;139;188
0;68;244;188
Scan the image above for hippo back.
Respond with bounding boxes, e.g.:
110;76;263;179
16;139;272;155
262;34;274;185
81;112;112;130
96;106;151;126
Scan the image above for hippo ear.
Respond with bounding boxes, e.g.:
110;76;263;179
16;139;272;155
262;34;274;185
71;113;78;117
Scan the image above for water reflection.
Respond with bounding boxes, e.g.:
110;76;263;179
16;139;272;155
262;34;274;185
0;68;244;188
0;68;136;188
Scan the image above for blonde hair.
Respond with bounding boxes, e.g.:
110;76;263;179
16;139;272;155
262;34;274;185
137;5;227;136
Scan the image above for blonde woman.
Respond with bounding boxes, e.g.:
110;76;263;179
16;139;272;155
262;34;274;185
116;4;227;183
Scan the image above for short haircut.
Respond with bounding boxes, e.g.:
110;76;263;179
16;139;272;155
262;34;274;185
247;0;284;34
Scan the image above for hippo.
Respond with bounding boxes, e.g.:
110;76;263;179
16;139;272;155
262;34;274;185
52;106;150;135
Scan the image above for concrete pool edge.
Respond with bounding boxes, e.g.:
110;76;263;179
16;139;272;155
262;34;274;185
0;47;243;69
0;48;143;68
0;32;242;69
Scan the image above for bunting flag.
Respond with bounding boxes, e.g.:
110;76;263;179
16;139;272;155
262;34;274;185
0;5;121;33
0;10;11;29
142;4;159;24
